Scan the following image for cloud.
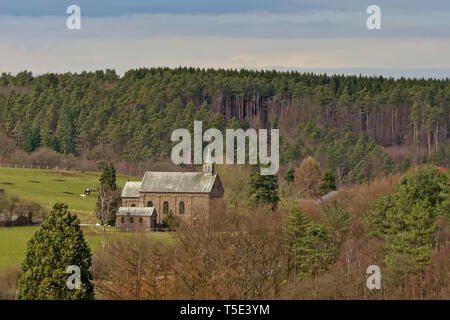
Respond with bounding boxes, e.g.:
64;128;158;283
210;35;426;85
1;12;449;39
0;10;448;78
1;0;449;16
1;31;449;77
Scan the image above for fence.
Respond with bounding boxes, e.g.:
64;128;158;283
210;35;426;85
79;223;170;233
0;163;69;171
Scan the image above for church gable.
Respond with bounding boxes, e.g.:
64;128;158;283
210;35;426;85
210;176;224;195
121;181;141;198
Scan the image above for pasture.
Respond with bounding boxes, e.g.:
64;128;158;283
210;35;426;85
0;167;138;219
0;225;174;272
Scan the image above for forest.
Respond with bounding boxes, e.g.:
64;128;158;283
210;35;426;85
0;68;448;183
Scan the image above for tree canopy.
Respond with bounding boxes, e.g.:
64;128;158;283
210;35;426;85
17;203;94;300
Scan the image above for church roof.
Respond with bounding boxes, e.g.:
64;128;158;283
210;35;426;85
121;181;142;198
117;207;155;216
139;171;217;193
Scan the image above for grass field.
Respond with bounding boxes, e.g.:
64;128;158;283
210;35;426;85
0;226;174;272
0;167;138;220
0;167;174;274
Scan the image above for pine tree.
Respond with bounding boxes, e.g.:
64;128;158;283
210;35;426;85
284;208;333;278
319;170;337;195
284;168;295;184
99;163;117;190
17;203;94;300
320;200;350;259
248;163;280;211
367;167;448;298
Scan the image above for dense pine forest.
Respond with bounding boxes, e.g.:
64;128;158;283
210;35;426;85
0;68;448;181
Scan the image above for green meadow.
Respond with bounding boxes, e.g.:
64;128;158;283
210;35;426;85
0;226;174;272
0;167;174;274
0;167;138;220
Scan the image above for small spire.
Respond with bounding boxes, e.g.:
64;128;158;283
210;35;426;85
204;147;213;164
203;147;215;175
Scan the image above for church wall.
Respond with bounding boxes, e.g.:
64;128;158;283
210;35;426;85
121;197;140;207
116;215;153;232
138;192;210;226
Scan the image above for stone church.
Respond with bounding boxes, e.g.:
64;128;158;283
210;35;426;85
116;159;223;232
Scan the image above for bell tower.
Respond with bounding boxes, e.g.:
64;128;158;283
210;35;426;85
203;148;215;175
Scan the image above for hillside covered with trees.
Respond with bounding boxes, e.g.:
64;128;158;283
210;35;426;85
0;68;448;183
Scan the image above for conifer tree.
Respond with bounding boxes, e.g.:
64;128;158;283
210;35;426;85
17;203;94;300
284;208;333;278
248;163;280;211
320;200;350;259
319;170;337;195
99;163;117;190
284;168;295;184
367;167;448;297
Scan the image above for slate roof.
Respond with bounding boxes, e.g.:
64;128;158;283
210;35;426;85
139;172;217;193
121;181;142;198
117;207;155;216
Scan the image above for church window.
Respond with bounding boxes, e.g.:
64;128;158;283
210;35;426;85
179;202;185;214
130;217;134;223
139;217;143;223
147;201;153;207
163;201;169;214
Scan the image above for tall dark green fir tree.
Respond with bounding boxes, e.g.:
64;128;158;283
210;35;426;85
248;163;280;211
17;203;94;300
99;162;117;190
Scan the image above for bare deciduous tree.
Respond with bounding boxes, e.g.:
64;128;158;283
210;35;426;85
96;184;121;230
92;235;176;300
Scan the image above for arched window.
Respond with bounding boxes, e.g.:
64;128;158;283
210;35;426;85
130;217;134;223
131;204;136;207
163;201;169;214
139;217;143;223
179;201;185;214
147;201;153;207
121;217;124;223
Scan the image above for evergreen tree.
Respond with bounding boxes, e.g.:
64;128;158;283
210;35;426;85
163;210;179;231
248;163;280;211
99;163;117;190
17;203;94;300
284;168;295;184
320;200;350;260
319;170;337;195
367;167;449;297
284;208;333;278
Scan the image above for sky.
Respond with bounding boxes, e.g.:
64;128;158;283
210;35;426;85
0;0;449;78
